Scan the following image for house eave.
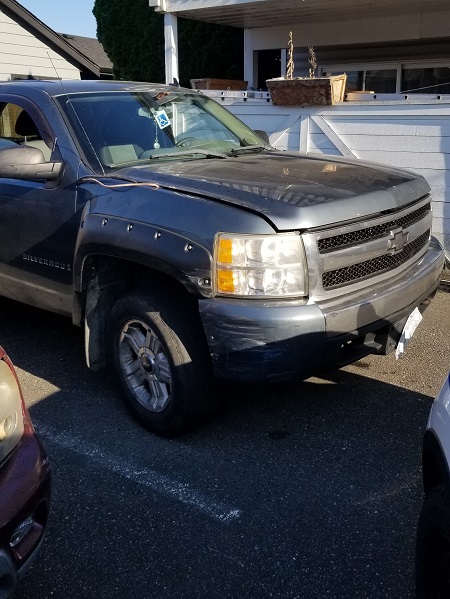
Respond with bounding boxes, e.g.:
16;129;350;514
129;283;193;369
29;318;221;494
0;0;100;76
149;0;450;29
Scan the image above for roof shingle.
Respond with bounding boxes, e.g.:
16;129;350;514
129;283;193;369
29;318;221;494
59;33;113;75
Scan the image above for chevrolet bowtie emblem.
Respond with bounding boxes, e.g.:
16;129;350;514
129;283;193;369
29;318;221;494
387;227;409;255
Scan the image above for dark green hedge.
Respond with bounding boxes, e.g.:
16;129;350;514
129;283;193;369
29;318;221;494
93;0;243;86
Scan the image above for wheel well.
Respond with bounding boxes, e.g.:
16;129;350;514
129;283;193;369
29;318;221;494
80;255;198;371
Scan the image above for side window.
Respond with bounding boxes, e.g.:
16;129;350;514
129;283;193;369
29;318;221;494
0;103;20;141
0;103;52;161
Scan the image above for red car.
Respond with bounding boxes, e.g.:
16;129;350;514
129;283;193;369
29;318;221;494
0;346;50;597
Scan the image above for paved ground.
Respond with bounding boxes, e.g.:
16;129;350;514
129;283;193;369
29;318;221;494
4;288;450;599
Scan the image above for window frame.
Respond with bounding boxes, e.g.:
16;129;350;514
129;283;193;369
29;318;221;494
320;59;450;93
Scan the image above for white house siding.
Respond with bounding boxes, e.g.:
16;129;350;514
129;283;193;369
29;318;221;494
216;94;450;257
0;10;80;80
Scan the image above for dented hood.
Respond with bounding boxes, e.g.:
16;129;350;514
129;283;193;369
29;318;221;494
118;151;430;230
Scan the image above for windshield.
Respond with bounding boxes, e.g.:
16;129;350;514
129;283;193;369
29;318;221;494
55;89;267;172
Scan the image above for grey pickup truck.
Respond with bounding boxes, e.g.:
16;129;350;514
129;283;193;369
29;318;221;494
0;79;444;435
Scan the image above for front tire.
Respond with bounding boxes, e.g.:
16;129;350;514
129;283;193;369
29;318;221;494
107;290;214;436
416;484;450;598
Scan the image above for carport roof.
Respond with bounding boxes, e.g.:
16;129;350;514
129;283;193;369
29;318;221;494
149;0;450;28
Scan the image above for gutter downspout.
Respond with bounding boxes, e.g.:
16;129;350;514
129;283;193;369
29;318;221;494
149;0;179;85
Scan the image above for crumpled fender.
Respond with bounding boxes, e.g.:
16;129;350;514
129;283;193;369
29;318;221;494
73;185;214;297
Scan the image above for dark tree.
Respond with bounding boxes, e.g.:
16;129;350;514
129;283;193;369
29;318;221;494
93;0;243;86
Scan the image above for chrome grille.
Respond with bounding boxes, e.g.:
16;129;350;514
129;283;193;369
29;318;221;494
322;230;430;289
318;203;430;252
303;195;433;296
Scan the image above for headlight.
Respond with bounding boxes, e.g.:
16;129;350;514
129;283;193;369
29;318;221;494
213;233;307;297
0;354;25;462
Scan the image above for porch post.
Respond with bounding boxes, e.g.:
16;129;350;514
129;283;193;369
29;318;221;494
164;12;179;85
243;29;256;89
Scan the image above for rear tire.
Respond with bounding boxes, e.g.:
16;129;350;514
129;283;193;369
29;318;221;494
107;289;214;436
416;484;450;598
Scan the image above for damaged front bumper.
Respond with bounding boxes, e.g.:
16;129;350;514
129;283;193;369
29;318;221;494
198;237;444;382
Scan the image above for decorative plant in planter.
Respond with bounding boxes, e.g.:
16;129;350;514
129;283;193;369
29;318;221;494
266;33;346;106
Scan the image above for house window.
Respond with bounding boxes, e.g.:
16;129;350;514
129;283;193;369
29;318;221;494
323;63;450;94
364;70;397;93
10;75;58;81
402;67;450;94
324;69;397;93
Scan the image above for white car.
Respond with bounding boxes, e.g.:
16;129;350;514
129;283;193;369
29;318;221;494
416;372;450;598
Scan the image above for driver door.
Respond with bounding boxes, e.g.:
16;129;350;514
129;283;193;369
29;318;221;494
0;100;78;316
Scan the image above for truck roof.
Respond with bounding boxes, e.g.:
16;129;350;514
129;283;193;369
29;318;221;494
0;79;187;98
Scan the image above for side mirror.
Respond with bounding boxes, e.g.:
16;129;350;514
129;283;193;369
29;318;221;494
0;145;63;181
254;130;270;145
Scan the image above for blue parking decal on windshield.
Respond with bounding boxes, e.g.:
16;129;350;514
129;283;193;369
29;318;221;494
155;110;170;130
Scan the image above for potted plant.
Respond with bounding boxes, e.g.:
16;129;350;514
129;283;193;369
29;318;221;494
266;33;346;106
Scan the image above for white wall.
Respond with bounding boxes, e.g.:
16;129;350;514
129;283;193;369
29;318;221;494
0;10;80;80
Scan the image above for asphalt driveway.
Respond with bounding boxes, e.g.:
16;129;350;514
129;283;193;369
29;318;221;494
4;288;450;599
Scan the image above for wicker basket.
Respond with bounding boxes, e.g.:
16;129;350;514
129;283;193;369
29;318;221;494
266;74;347;106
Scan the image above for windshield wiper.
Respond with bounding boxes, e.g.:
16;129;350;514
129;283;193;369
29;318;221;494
146;149;228;160
229;145;267;156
